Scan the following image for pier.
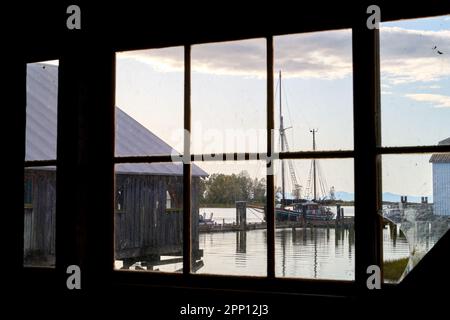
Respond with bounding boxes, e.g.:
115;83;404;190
199;201;354;233
199;217;354;233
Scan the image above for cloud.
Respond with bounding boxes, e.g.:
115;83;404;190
118;19;450;84
119;46;184;72
380;26;450;84
405;93;450;108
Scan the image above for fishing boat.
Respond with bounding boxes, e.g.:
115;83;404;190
275;71;334;222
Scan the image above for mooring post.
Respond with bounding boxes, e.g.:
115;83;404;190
236;201;247;230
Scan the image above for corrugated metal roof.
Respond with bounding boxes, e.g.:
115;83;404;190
26;63;207;177
430;137;450;163
438;137;450;146
430;153;450;163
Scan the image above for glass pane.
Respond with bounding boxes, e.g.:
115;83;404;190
24;167;56;267
381;15;450;147
114;163;184;272
115;47;184;156
191;39;267;155
192;160;267;276
274;29;353;152
26;61;59;161
274;158;354;280
382;152;450;283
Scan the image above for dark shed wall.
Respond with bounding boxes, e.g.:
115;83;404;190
24;169;56;265
115;174;201;260
24;170;201;264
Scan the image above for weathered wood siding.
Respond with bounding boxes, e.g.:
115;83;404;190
24;169;56;265
114;174;200;260
23;169;201;264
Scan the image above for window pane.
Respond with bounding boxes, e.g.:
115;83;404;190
381;15;450;147
274;29;353;152
26;61;59;161
24;60;58;267
191;39;267;155
114;163;184;272
24;167;56;267
115;47;184;156
192;160;267;276
382;152;450;283
274;158;354;280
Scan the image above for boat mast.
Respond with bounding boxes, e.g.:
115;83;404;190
279;71;286;206
310;129;317;201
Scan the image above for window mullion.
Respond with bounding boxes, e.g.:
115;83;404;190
352;22;383;291
183;44;192;275
266;36;275;278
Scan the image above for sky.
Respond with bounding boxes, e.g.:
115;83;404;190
115;15;450;199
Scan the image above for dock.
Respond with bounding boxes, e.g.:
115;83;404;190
199;217;354;233
199;201;354;233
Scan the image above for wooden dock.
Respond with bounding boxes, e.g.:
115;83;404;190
199;217;354;233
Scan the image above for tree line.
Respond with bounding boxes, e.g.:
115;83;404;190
199;171;266;206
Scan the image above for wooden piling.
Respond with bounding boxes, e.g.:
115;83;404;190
236;201;247;230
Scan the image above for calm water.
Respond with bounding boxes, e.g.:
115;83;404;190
196;207;410;280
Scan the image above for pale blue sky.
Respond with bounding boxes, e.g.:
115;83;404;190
115;15;450;199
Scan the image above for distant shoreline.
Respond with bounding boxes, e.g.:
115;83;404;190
200;201;356;208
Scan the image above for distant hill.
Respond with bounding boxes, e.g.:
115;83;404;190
334;191;432;203
381;192;432;203
278;191;432;203
335;191;354;202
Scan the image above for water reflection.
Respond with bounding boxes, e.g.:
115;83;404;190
199;226;353;279
276;226;356;279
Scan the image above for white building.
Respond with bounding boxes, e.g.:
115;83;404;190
430;137;450;216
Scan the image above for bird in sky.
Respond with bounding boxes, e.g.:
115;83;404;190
432;46;444;54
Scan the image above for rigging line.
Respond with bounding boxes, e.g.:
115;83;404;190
316;161;327;199
282;82;298;158
319;162;329;199
254;157;263;180
282;80;305;189
306;159;314;199
283;81;294;130
248;208;264;221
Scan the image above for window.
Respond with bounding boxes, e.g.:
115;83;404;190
115;47;186;272
380;15;450;283
24;60;59;267
273;29;354;280
109;14;449;290
191;39;266;155
24;178;32;208
116;187;124;212
193;160;267;276
166;191;172;209
274;29;354;152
